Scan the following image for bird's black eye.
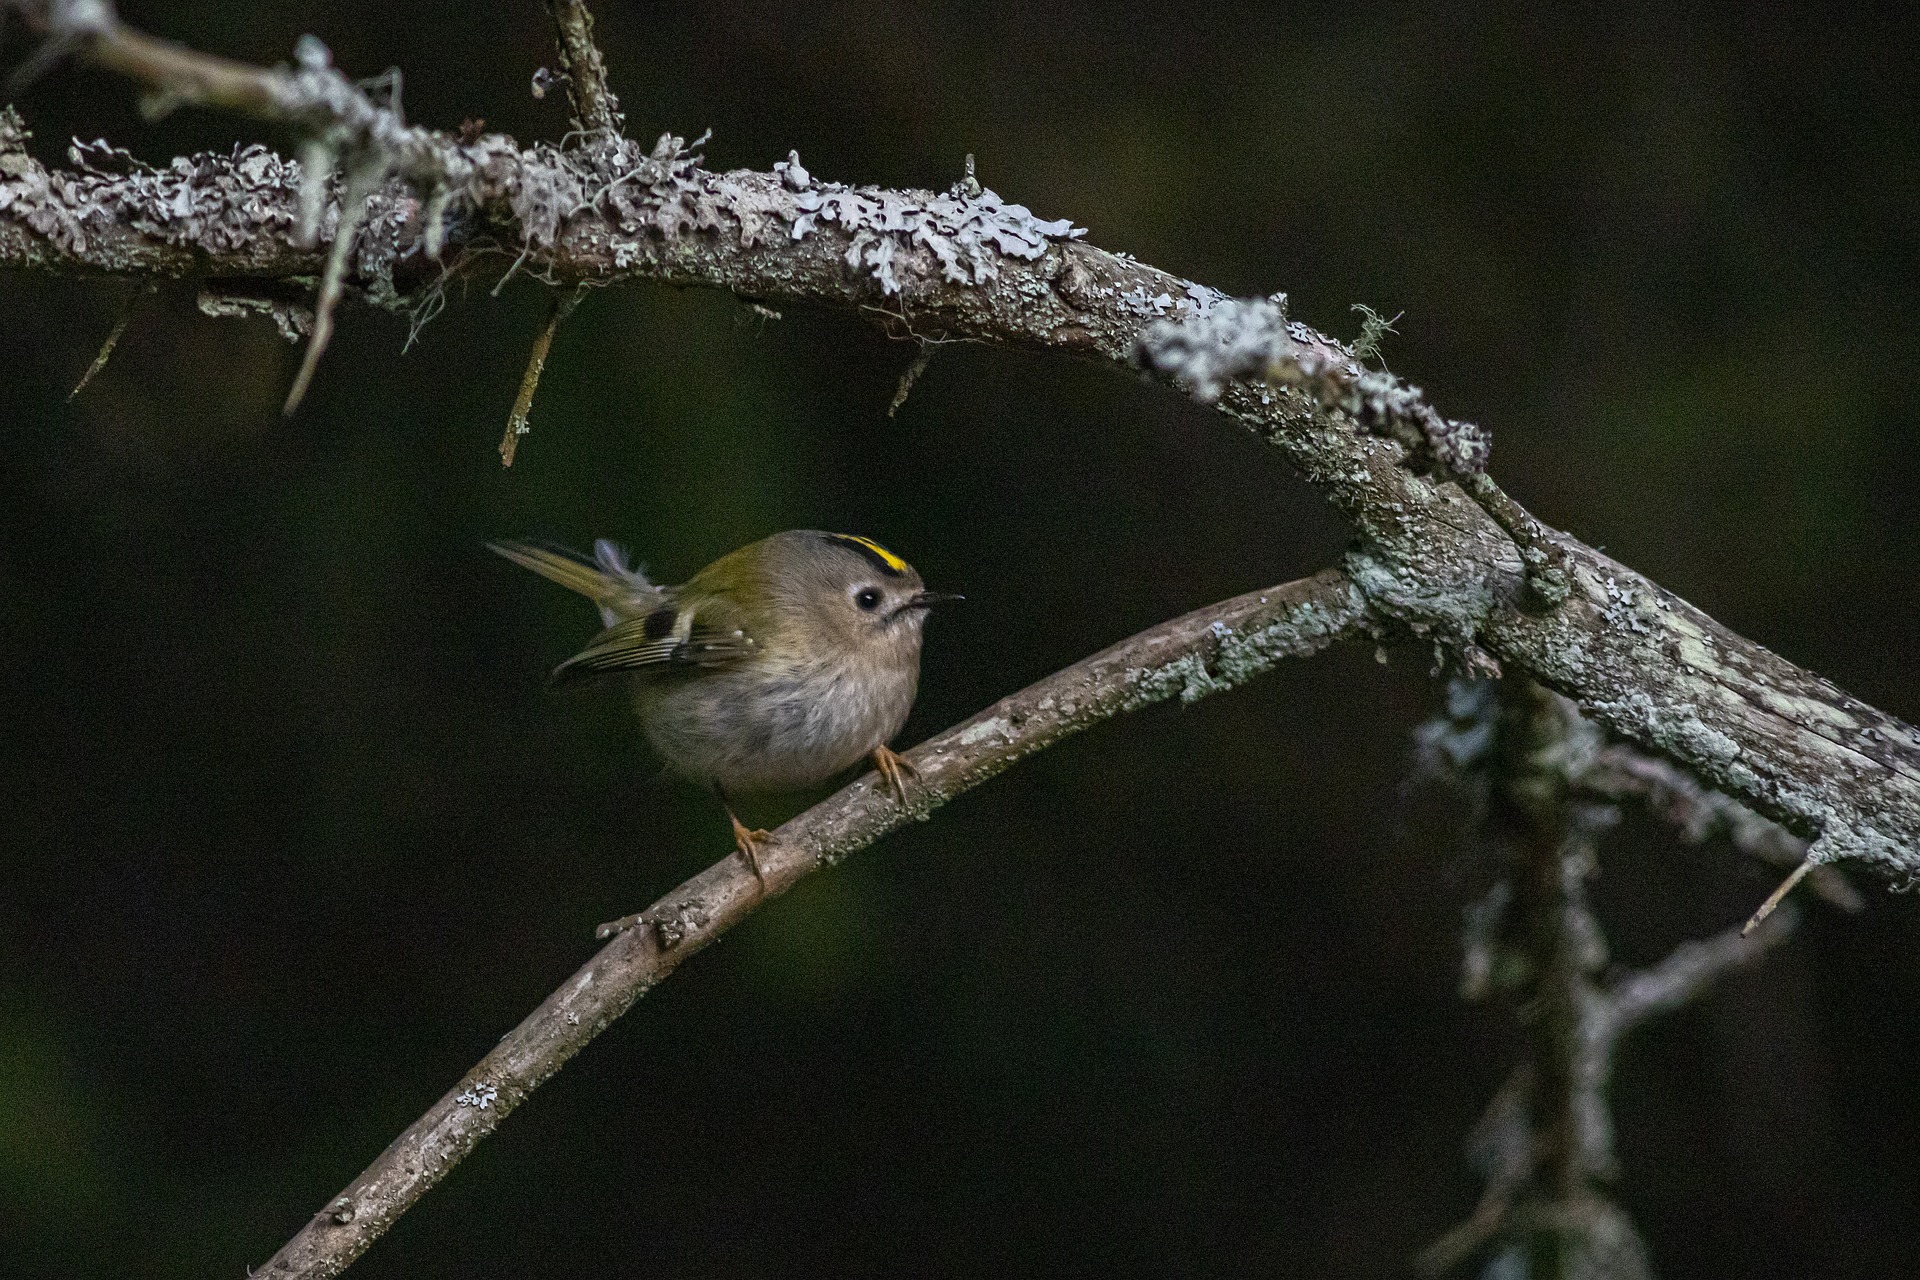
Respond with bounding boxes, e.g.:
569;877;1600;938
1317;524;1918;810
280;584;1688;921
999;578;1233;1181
855;587;882;611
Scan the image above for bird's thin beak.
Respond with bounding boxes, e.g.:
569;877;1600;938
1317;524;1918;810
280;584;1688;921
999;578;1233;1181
909;590;965;608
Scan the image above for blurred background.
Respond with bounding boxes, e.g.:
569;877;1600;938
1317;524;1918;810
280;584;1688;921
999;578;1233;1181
4;2;1920;1275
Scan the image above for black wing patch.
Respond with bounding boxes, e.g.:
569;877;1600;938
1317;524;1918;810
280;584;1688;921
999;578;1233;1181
640;606;677;640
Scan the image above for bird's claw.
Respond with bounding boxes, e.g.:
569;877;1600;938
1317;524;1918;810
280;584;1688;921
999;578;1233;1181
871;744;918;806
729;812;774;886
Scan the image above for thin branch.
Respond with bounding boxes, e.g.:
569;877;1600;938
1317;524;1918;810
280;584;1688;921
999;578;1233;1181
16;3;477;189
252;569;1371;1278
1743;853;1819;936
888;342;931;417
1600;903;1798;1043
67;284;141;398
282;150;382;415
499;286;584;466
541;0;622;137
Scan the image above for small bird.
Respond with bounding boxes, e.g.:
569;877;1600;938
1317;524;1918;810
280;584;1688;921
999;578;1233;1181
490;530;960;879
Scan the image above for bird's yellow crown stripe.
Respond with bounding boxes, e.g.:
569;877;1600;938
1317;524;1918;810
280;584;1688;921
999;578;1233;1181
831;534;910;575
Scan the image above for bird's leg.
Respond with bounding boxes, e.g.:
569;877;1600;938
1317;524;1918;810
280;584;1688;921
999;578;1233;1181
728;812;773;885
870;744;918;806
715;785;772;886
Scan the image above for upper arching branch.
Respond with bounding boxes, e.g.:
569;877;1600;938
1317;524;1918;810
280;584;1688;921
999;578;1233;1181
3;3;1918;880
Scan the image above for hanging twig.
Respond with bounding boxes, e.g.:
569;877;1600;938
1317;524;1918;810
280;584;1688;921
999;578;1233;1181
283;151;386;416
67;285;145;399
499;286;585;466
888;343;932;417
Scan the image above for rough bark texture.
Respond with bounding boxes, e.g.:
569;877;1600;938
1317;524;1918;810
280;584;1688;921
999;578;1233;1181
540;0;623;136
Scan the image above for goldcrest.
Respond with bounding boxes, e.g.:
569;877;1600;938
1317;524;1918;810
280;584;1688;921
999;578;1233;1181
490;531;959;876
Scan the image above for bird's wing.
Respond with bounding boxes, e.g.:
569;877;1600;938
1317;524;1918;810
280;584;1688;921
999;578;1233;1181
550;597;759;684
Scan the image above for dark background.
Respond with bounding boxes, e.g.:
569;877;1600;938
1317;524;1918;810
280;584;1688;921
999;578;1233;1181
4;3;1919;1276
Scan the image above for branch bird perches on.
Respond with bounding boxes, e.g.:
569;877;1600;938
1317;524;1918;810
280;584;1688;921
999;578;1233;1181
257;571;1372;1277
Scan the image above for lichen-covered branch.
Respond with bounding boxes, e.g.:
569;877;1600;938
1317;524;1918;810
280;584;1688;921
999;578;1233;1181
251;570;1369;1278
1420;679;1799;1279
4;9;1913;885
11;1;480;193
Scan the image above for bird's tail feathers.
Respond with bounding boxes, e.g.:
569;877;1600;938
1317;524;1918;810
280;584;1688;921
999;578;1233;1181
488;539;661;623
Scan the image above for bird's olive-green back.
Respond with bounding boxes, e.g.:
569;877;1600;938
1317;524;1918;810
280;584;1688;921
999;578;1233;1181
551;530;924;682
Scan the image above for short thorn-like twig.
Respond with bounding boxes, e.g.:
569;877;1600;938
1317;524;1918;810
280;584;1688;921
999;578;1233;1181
594;910;644;940
283;154;387;416
1745;853;1818;935
499;287;585;466
68;290;141;400
888;344;932;417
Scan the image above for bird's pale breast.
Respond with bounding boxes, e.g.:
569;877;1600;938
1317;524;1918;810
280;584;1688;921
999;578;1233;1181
636;651;919;794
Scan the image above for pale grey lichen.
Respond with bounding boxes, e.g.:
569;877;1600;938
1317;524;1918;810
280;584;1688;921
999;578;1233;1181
0;108;304;259
1121;579;1370;708
1274;349;1493;477
772;150;810;191
196;286;313;341
649;898;711;949
1138;293;1491;477
1134;295;1290;401
454;1083;498;1109
1343;548;1498;642
513;129;712;248
786;179;1084;295
955;715;1015;747
1182;280;1232;317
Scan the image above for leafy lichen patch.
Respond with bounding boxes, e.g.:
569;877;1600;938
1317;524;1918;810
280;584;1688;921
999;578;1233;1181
786;180;1083;295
